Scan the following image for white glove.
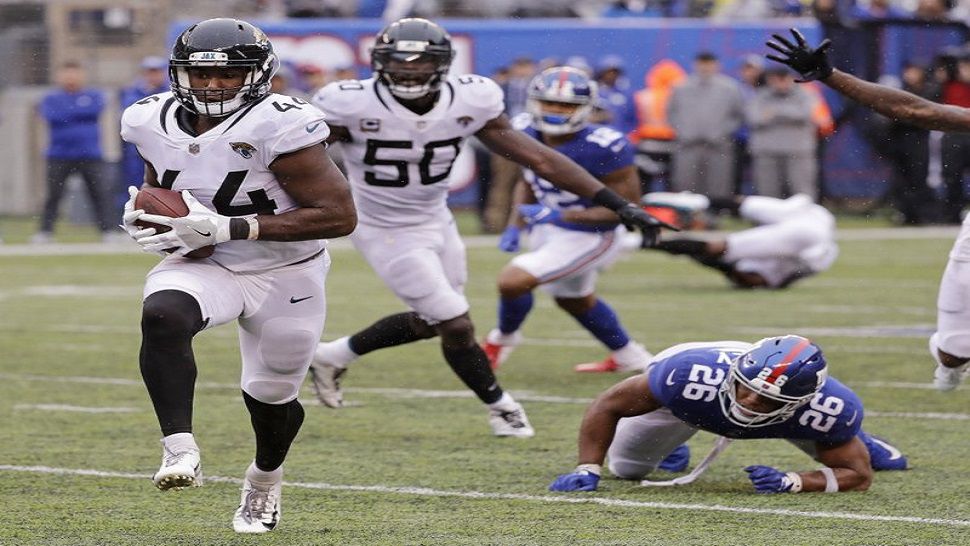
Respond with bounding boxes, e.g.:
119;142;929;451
119;186;160;248
135;190;231;257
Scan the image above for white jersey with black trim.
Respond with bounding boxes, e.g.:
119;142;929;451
121;92;330;273
311;75;504;228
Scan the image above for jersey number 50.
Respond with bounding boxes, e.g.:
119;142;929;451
363;138;462;187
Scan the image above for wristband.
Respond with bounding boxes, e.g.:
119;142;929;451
785;472;803;493
820;467;839;493
591;188;630;212
575;463;602;476
245;216;259;240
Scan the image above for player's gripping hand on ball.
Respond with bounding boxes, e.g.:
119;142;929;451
136;190;233;256
119;186;163;254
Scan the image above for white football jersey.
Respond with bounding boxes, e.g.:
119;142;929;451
311;75;504;228
121;92;330;272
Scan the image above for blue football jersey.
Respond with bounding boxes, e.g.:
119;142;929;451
646;342;864;445
520;122;634;232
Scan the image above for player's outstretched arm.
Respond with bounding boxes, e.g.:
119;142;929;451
745;436;872;494
263;143;357;241
550;375;662;492
767;28;970;132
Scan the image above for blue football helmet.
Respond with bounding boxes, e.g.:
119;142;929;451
719;335;828;427
527;66;598;136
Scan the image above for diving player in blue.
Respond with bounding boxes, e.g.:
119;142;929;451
483;66;654;374
550;335;908;493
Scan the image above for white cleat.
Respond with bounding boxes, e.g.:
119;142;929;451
309;343;348;408
482;329;522;370
232;475;282;534
152;446;202;491
643;191;710;212
488;402;535;438
929;333;969;391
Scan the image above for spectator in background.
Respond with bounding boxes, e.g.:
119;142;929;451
734;54;767;195
667;51;744;200
746;66;819;199
601;1;665;17
915;0;951;21
34;61;113;244
631;59;687;193
889;61;942;224
940;52;970;222
594;55;638;135
270;63;306;99
118;56;168;213
502;57;537;117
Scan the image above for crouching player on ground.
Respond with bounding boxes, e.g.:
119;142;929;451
549;336;907;493
645;192;837;289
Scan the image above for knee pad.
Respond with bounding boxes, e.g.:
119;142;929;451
243;317;318;404
141;290;204;338
607;459;652;480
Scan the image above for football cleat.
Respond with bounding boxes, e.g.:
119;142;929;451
482;329;522;370
153;445;202;491
657;444;690;473
860;433;908;471
574;356;620;373
929;334;968;392
232;474;282;533
309;344;348;408
488;402;535;438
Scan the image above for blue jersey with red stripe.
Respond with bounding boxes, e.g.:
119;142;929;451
517;119;634;232
646;342;863;445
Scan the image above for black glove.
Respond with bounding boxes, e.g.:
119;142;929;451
615;204;679;249
766;28;833;82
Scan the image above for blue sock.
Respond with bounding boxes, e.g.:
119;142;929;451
498;293;533;334
572;299;630;351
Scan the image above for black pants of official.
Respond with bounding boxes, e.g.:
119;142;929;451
38;158;112;233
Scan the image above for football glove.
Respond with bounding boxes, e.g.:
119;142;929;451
614;204;679;249
548;469;600;492
136;190;232;256
518;204;561;226
744;465;795;494
119;186;163;253
766;28;833;82
498;225;521;253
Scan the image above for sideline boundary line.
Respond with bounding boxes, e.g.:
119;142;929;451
1;464;967;528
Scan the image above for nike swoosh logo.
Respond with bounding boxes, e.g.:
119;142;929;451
665;370;677;386
289;295;314;304
191;228;211;237
870;437;903;460
845;411;858;426
306;121;323;133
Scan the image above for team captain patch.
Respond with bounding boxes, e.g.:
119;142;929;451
230;142;257;159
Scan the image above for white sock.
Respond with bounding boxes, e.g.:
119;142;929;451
162;432;198;454
486;328;520;345
246;461;283;486
317;336;358;369
612;341;652;371
488;392;517;411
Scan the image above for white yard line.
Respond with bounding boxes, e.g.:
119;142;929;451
0;373;963;412
0;464;965;527
13;404;139;413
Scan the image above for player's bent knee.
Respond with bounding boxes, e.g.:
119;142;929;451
243;380;299;405
259;318;318;374
436;315;475;345
608;459;652;480
141;290;203;338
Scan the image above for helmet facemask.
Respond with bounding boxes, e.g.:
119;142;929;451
527;66;598;136
170;51;278;117
372;48;451;100
717;336;828;428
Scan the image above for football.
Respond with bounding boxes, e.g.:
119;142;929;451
134;187;215;259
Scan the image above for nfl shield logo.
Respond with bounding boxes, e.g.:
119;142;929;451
188;143;200;155
360;119;380;132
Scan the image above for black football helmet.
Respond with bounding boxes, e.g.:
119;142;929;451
371;18;454;100
170;18;278;117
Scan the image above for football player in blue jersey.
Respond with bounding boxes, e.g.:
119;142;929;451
549;335;908;493
482;66;654;374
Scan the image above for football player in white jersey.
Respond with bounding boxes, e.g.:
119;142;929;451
308;18;671;437
767;28;970;390
646;192;838;289
481;67;653;374
120;18;356;533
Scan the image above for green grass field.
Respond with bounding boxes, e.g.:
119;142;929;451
1;216;968;545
